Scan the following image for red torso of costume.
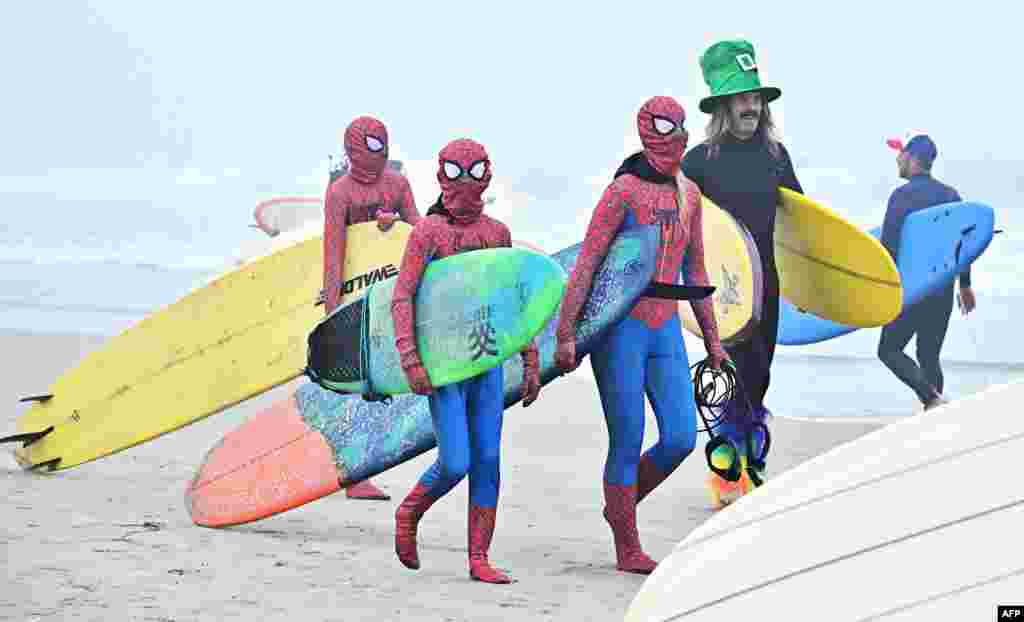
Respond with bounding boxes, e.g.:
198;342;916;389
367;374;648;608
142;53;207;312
621;174;696;328
326;168;419;224
407;212;512;258
390;212;514;370
556;174;721;349
322;168;420;313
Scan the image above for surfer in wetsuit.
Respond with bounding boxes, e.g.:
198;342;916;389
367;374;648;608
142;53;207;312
877;134;975;411
390;138;541;584
555;96;728;574
322;115;422;501
681;39;803;506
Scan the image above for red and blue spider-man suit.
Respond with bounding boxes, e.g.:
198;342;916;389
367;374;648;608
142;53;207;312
555;96;728;574
389;138;541;584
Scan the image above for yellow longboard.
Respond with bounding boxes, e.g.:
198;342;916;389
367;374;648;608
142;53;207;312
7;221;411;472
679;193;762;345
681;186;902;344
775;188;901;327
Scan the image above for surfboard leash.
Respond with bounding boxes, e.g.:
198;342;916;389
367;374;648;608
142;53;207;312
691;357;738;434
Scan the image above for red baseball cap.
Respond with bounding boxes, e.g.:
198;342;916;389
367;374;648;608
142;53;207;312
887;132;937;166
886;136;906;151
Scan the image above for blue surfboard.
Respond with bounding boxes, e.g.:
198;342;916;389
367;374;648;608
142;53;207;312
778;201;995;346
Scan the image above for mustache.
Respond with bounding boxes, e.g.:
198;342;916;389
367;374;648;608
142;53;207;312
738;111;760;119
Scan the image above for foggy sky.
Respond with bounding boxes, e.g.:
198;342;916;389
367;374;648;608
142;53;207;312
2;1;1020;269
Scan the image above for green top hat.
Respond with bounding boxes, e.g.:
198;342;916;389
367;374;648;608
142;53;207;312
698;39;781;114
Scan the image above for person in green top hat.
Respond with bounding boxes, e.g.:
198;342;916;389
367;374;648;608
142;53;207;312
696;39;781;115
681;39;804;510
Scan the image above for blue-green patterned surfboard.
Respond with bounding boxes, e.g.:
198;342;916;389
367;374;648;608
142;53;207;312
298;225;659;484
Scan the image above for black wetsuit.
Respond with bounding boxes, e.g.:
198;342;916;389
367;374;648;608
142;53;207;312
877;173;967;403
682;132;803;410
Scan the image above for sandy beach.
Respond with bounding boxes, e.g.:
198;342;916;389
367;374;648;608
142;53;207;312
1;331;884;622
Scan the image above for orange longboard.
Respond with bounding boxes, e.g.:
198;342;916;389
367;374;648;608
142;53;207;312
185;240;550;527
185;395;343;527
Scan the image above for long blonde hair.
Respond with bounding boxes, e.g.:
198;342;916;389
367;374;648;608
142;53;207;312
704;96;782;160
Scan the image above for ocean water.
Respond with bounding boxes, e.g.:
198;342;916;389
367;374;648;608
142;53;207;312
0;258;212;336
0;209;1020;421
761;354;1024;420
0;199;259;336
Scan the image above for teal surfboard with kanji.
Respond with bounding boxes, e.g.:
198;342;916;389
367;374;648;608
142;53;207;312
305;247;567;395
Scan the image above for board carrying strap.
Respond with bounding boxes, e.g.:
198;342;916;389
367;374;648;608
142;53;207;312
644;282;716;300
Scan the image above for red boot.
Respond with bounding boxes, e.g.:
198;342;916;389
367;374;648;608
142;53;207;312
635;455;670;505
468;504;514;584
602;482;658;574
394;483;437;570
346;478;390;500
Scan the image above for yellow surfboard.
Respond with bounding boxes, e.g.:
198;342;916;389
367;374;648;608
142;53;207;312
775;188;902;327
7;221;411;472
681;185;901;344
679;193;762;346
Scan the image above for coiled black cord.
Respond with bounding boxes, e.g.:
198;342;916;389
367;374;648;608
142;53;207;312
689;357;739;433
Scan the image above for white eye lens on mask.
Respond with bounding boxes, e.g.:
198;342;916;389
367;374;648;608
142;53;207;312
443;161;462;180
365;136;385;152
653;116;677;135
469;160;487;180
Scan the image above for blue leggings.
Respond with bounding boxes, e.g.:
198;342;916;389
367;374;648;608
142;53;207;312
417;365;504;507
590;314;698;486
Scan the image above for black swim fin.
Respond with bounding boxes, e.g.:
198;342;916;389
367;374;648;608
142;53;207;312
27;457;61;472
0;425;54;448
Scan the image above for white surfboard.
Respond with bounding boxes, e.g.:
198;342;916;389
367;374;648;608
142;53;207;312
625;380;1024;622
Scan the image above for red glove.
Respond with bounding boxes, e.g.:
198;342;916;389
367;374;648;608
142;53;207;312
522;350;540;407
707;344;730;370
403;362;434;395
958;286;976;315
555;337;579;374
376;211;399;231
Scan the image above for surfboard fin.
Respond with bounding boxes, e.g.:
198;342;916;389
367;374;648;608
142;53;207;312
0;426;54;448
27;457;61;472
18;394;53;404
